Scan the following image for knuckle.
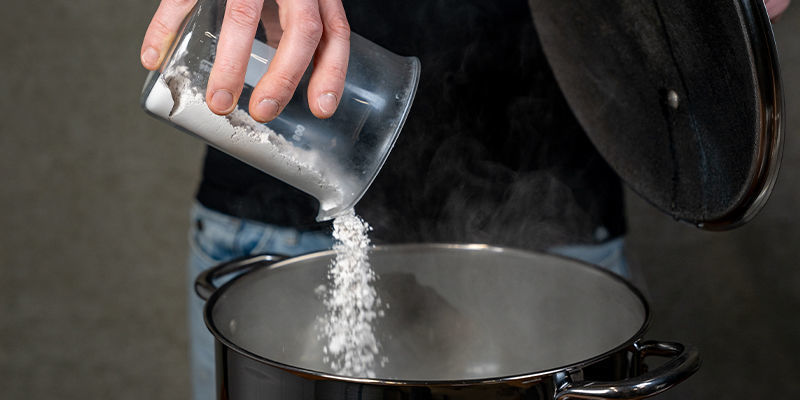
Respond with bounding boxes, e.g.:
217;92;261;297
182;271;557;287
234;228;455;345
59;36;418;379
270;72;300;98
150;17;172;37
325;15;350;41
227;1;261;28
323;63;348;83
213;57;245;76
294;13;323;43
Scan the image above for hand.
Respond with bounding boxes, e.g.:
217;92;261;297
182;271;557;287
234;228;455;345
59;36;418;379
140;0;350;122
765;0;790;20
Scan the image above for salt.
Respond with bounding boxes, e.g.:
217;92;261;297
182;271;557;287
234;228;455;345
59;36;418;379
318;209;385;377
144;66;344;214
146;65;386;377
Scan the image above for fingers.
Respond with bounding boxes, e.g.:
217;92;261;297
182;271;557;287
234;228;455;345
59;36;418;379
141;0;198;70
249;0;324;122
206;0;264;115
260;1;283;47
307;0;350;119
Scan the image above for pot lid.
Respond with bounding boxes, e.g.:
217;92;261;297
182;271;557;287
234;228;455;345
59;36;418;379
529;0;784;230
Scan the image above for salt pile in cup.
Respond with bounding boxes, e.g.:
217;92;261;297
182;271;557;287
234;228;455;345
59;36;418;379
144;65;344;213
317;210;386;377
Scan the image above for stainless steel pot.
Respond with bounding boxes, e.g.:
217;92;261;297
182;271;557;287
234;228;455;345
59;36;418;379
195;244;699;399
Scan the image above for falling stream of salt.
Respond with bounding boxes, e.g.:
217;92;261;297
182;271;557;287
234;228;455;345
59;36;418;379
317;209;385;377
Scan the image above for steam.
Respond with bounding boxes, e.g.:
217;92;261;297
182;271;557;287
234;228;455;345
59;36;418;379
353;0;622;250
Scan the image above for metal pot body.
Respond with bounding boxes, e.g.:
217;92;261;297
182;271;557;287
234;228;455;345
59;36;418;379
197;244;699;399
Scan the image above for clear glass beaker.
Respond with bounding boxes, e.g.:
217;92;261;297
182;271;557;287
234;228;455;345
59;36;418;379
140;0;420;221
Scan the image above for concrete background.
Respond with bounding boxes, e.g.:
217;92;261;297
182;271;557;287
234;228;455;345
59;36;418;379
0;1;797;399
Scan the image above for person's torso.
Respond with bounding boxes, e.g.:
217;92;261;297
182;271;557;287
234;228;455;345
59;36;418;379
198;0;626;248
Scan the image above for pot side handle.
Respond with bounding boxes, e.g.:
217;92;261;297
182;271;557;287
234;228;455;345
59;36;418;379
555;341;700;400
194;254;289;301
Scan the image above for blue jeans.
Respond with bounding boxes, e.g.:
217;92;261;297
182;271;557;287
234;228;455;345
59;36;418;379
549;237;630;278
187;203;334;400
187;202;630;400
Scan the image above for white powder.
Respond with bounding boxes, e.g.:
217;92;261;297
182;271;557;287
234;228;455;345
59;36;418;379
146;64;386;376
317;209;385;377
145;66;344;214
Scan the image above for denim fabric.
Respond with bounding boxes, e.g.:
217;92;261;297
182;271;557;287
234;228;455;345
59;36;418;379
187;203;334;400
186;202;629;400
548;237;630;278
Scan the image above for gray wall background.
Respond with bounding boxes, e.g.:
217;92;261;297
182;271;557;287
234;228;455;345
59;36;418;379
0;1;797;399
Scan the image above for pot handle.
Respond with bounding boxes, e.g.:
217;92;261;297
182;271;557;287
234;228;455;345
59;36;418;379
554;341;700;400
194;254;289;301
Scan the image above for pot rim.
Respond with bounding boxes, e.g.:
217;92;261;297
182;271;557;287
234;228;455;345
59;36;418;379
202;243;652;385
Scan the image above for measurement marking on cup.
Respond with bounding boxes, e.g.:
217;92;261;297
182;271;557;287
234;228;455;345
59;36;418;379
251;53;270;64
351;98;371;141
292;125;306;142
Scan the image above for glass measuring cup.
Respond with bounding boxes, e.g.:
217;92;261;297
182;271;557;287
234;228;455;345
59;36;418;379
140;0;420;221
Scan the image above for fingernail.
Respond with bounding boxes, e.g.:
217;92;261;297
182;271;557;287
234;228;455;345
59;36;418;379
210;90;234;113
318;92;338;116
254;98;280;121
141;47;160;68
